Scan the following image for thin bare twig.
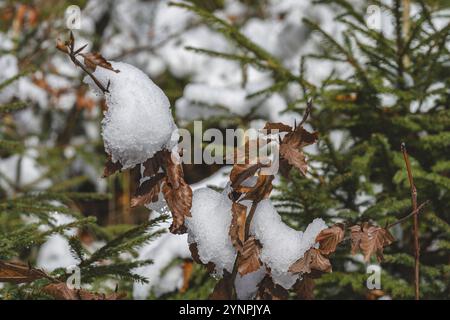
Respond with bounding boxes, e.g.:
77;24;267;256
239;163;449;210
401;142;420;300
56;31;109;94
387;200;429;229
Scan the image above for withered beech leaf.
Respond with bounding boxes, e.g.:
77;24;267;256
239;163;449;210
255;275;289;300
237;236;262;276
161;152;193;234
80;52;120;73
293;276;315;300
230;163;265;190
102;155;122;178
189;243;215;274
162;179;191;234
241;174;274;202
285;127;319;149
279;144;308;176
43;282;125;300
56;39;69;53
143;150;168;177
289;248;332;274
279;127;318;176
315;223;345;255
209;271;234;300
229;202;247;251
349;224;363;255
130;172;165;208
350;223;395;262
263;122;293;133
0;260;47;284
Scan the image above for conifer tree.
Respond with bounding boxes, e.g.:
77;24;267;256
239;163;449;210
173;0;449;299
0;56;167;299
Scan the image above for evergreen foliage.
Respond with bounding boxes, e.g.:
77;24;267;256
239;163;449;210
175;0;450;299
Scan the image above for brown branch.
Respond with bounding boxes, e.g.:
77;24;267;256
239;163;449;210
401;142;420;300
387;200;429;229
56;31;109;94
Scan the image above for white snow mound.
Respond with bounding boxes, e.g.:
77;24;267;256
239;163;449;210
84;62;177;169
185;188;236;277
250;199;327;289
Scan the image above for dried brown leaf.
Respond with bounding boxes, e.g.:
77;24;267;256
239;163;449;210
263;122;293;133
237;237;262;276
255;275;288;300
230;163;265;190
293;276;315;300
240;174;274;202
0;260;47;284
102;156;122;178
279;143;308;175
161;153;193;234
80;52;119;73
279;127;318;176
189;243;215;274
289;248;332;274
315;223;345;255
56;38;69;53
229;202;247;251
350;223;395;262
142;150;168;177
209;271;234;300
130;172;165;207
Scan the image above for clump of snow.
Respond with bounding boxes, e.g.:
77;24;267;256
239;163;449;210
185;188;236;277
250;200;327;288
84;62;177;169
235;266;266;300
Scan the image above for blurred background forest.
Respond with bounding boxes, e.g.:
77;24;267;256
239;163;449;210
0;0;449;299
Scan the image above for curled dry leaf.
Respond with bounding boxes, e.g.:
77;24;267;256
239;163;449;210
130;172;165;207
255;275;289;300
230;162;265;191
0;260;47;284
350;223;395;262
315;223;345;255
143;150;168;177
293;276;315;300
279;127;318;177
102;155;122;178
56;38;69;53
289;248;332;275
263;122;293;133
237;236;262;276
161;153;193;234
80;52;120;73
240;174;274;202
209;271;234;300
189;243;215;274
229;202;247;251
43;282;125;300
